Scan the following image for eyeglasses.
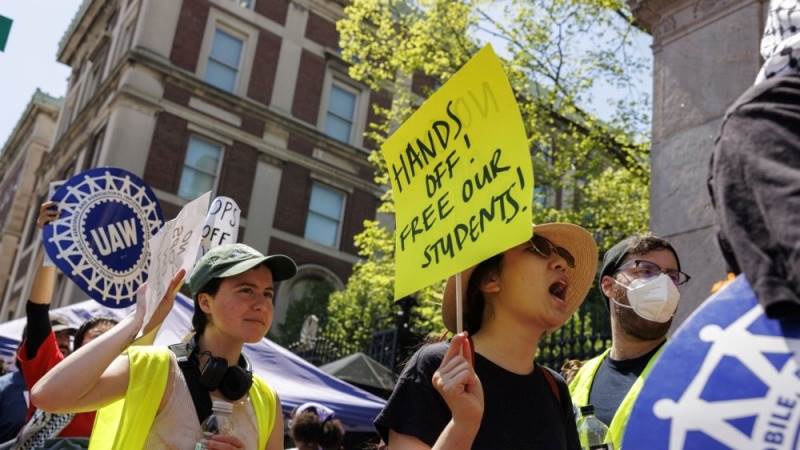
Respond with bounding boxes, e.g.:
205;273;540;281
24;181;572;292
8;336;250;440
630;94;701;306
527;235;575;268
617;259;691;286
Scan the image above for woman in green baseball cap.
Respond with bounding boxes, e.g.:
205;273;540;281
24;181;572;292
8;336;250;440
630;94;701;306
31;243;297;450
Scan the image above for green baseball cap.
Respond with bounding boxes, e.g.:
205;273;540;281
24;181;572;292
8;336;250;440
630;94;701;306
187;243;297;296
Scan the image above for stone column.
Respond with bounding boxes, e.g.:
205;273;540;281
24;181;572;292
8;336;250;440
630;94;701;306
628;0;768;327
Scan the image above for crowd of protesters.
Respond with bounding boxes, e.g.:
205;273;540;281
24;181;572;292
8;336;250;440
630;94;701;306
0;1;798;448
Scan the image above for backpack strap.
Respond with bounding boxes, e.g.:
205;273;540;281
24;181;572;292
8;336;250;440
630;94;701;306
539;365;562;404
168;342;212;424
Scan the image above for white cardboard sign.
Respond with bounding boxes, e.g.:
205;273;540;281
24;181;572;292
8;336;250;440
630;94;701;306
140;191;210;328
199;196;240;257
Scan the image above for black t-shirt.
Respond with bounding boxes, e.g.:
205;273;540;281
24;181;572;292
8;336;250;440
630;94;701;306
588;343;664;426
25;301;53;358
375;342;580;449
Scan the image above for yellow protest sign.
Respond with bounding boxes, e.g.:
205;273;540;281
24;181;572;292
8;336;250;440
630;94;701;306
384;45;533;300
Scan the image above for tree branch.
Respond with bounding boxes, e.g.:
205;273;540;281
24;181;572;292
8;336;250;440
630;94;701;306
614;8;648;34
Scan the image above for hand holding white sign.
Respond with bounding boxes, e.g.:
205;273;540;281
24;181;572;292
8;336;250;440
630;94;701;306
140;192;211;330
135;268;186;338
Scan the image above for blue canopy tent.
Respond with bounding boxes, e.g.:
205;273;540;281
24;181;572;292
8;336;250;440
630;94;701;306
0;294;385;432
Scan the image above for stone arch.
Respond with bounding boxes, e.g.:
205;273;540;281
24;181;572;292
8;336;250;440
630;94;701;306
274;263;344;334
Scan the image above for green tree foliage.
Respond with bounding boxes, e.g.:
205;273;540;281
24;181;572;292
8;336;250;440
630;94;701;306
325;0;651;350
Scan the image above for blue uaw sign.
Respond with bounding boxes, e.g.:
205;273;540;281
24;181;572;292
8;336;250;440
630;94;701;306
624;275;800;449
43;167;164;308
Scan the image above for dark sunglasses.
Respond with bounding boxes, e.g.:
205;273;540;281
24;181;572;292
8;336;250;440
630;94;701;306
527;235;575;268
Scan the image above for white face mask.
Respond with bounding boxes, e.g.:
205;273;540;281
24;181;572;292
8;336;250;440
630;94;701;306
611;273;680;323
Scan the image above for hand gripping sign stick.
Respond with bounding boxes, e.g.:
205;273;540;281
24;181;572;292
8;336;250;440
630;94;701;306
456;272;463;334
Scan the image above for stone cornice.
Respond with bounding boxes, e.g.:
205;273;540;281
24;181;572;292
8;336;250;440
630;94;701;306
0;91;61;172
628;0;758;41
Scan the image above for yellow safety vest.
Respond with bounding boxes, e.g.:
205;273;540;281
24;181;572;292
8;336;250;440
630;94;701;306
568;346;664;450
89;346;278;450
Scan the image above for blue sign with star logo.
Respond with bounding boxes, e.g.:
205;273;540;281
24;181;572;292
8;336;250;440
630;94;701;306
43;167;164;308
624;275;800;449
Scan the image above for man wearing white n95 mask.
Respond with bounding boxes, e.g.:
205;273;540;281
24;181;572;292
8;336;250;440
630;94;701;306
569;235;689;449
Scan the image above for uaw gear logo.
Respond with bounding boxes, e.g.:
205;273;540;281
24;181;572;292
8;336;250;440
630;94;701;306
624;275;800;450
43;167;163;308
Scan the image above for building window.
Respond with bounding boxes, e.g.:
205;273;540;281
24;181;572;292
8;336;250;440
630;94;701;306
178;136;222;200
112;18;136;65
324;83;358;144
83;127;106;171
204;28;244;93
304;182;345;247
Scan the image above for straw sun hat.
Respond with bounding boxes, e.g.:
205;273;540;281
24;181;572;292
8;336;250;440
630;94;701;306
442;223;599;332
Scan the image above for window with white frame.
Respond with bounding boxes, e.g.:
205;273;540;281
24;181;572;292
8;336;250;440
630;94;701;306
304;182;345;247
204;28;244;93
112;18;136;65
324;82;358;144
178;136;223;200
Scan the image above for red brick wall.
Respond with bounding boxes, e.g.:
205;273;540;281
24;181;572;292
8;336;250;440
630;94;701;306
143;112;189;193
305;12;339;48
272;162;311;235
287;133;314;158
267;237;353;283
363;88;392;151
241;116;265;137
163;83;191;106
291;50;325;125
254;0;289;25
159;200;182;220
170;0;210;72
339;188;378;255
216;140;258;217
358;164;376;182
247;29;282;106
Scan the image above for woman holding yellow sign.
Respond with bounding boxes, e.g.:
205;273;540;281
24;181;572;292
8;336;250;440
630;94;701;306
376;223;597;449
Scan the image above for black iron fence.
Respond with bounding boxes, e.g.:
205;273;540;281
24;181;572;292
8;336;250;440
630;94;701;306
287;326;408;372
289;295;611;375
536;321;611;371
287;329;361;367
368;328;399;369
537;294;612;371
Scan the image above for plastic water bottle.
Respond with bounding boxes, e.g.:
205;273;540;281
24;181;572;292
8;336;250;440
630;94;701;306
576;404;614;450
195;400;234;450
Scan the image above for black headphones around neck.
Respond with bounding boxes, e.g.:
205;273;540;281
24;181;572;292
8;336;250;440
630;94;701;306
185;336;254;401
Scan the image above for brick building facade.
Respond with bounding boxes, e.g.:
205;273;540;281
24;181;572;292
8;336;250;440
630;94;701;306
0;0;399;339
0;91;61;312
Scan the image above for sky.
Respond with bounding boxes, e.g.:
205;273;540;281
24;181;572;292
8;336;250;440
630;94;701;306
474;4;654;137
0;1;653;150
0;0;82;150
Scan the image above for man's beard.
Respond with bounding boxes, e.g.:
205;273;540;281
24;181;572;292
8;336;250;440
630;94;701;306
609;282;672;341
